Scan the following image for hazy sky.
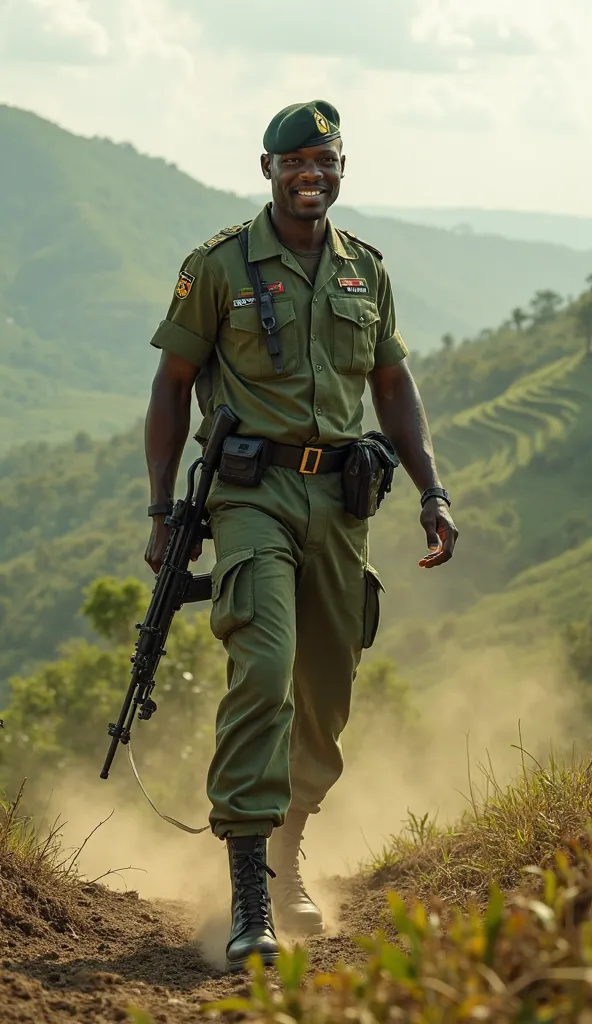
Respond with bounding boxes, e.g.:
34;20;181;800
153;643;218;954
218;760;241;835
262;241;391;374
1;0;591;215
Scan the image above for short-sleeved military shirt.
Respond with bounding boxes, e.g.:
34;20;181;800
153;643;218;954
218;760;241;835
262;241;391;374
150;204;407;446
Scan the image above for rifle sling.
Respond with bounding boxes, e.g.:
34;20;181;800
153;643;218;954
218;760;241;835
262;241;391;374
237;227;283;374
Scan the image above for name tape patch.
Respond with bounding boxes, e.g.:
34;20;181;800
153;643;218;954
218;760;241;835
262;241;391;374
338;277;369;294
232;282;284;308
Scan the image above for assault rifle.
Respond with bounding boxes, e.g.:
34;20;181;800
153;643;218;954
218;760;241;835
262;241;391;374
100;404;239;781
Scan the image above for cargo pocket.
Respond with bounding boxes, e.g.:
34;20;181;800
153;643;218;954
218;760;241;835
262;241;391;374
210;548;255;640
329;295;380;375
362;564;385;649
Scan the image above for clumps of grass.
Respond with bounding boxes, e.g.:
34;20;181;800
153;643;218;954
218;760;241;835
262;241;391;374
0;780;65;878
370;751;592;907
0;781;82;938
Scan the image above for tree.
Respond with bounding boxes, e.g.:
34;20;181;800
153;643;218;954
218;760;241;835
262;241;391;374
511;307;528;331
586;273;592;291
441;333;455;353
574;295;592;356
529;289;563;324
82;576;150;646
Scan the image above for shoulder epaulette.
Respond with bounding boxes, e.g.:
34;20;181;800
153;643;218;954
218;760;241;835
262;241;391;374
340;229;383;261
199;221;252;254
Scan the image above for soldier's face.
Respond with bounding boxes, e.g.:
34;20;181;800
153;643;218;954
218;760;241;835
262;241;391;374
262;142;345;221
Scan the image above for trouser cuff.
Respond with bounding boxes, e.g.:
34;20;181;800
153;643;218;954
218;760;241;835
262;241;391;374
213;819;276;839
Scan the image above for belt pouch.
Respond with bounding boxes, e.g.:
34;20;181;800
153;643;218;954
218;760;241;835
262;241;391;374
217;436;272;487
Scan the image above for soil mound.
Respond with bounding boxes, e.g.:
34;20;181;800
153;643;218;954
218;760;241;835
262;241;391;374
0;837;381;1023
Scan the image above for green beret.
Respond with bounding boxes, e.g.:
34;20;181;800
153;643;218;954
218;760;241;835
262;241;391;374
263;100;341;154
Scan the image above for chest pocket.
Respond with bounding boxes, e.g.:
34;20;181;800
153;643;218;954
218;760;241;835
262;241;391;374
329;295;380;375
223;299;299;381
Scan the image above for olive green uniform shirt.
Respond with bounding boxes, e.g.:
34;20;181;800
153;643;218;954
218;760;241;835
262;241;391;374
150;204;408;446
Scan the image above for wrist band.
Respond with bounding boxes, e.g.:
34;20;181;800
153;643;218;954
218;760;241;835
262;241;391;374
148;502;174;518
420;487;451;508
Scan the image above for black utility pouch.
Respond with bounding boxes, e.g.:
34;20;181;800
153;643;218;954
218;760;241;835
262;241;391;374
342;431;399;520
218;436;272;487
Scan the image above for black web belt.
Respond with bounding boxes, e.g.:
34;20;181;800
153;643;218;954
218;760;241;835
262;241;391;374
270;442;350;475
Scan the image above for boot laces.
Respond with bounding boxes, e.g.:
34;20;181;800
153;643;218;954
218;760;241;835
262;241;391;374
234;851;276;924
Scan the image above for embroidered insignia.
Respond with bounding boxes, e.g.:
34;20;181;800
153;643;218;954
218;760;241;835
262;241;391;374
314;109;329;135
175;271;195;299
338;277;369;294
202;233;227;250
232;282;284;308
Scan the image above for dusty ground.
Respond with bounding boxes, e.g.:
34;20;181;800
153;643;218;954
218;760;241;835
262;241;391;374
0;850;390;1024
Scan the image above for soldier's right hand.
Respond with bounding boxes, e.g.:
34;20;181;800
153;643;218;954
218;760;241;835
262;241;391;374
145;517;171;574
144;517;202;575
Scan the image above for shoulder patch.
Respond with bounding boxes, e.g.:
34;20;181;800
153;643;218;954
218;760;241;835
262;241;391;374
340;229;383;261
199;221;252;254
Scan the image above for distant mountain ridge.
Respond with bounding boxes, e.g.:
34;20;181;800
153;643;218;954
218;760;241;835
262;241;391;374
2;104;592;450
356;206;592;252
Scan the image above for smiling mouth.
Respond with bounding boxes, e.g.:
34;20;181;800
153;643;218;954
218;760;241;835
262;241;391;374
295;189;325;198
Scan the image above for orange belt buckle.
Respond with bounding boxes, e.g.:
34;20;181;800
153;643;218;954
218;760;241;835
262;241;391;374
299;446;323;475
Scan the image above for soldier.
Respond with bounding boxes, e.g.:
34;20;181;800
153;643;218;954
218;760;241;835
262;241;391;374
145;100;457;971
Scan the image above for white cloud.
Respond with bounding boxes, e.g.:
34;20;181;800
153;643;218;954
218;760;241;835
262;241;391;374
0;0;590;215
0;0;111;63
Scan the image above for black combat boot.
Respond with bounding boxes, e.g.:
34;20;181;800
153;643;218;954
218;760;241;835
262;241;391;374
225;835;279;972
268;809;324;935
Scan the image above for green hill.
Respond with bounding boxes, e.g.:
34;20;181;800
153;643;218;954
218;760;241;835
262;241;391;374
0;288;591;690
3;105;592;450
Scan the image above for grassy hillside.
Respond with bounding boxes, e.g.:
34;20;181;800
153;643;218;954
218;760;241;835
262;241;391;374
3;105;592;449
1;288;591;689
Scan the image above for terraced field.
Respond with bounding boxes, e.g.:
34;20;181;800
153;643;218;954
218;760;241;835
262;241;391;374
434;352;589;491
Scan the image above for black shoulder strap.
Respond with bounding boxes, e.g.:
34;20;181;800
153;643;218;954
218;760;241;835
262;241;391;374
237;227;283;375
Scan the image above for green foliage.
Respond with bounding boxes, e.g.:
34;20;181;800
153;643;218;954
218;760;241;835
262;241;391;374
82;576;150;644
529;288;563;324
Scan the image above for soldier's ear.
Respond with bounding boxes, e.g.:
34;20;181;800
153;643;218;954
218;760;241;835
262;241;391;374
260;153;272;179
340;153;346;179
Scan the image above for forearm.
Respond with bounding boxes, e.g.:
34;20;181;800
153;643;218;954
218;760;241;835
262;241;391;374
145;374;192;504
370;364;441;493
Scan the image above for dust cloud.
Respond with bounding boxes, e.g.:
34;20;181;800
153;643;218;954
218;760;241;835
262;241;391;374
305;642;588;880
36;641;586;961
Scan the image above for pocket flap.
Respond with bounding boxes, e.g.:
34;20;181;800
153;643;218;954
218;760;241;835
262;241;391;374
329;295;380;328
229;305;259;333
364;564;385;593
211;547;255;602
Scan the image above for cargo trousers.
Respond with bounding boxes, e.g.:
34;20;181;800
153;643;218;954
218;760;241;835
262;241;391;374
205;465;384;838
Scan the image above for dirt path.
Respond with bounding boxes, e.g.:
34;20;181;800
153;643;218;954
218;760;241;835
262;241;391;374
0;866;388;1023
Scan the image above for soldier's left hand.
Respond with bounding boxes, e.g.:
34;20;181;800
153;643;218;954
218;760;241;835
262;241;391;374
418;498;458;568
